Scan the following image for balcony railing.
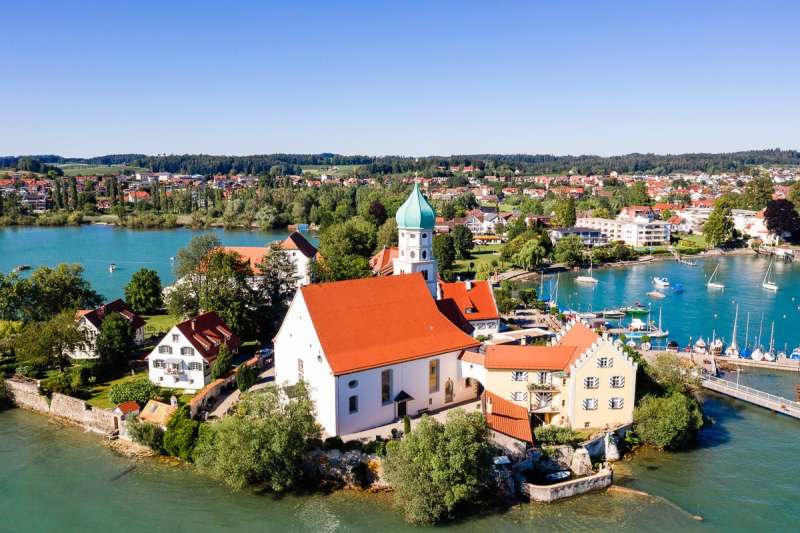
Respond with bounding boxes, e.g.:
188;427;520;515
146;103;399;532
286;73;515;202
527;382;557;392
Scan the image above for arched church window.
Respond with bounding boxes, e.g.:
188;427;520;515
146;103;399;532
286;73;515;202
422;233;427;239
410;251;416;259
422;270;428;280
422;250;427;259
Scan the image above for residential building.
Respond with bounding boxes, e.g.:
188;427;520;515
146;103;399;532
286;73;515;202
71;299;145;360
437;280;500;338
577;216;670;247
548;227;608;247
146;312;240;391
482;390;533;457
139;399;177;428
464;321;636;430
223;231;318;286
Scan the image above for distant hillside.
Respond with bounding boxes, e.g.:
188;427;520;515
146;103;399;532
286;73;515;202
2;149;799;177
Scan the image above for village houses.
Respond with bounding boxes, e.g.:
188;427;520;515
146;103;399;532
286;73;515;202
71;299;145;360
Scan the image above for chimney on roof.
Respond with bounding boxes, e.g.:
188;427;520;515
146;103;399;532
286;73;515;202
436;282;442;301
486;396;493;414
465;280;472;291
191;319;196;331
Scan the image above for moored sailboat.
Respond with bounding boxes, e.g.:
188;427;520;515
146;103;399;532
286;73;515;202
707;262;725;289
724;305;740;358
762;258;778;291
575;258;599;284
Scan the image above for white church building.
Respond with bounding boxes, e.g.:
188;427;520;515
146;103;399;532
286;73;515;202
274;183;487;436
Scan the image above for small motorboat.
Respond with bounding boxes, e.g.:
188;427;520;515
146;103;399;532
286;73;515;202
601;309;626;319
544;470;571;483
630;318;647;331
624;303;649;315
653;277;670;288
666;340;680;352
647;290;666;299
671;283;685;293
694;338;708;355
12;265;31;273
750;347;764;361
709;338;724;356
790;348;800;360
109;263;117;273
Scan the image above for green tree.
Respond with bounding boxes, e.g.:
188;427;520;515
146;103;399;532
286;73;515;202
702;205;735;247
633;393;703;450
743;175;774;209
375;218;399;249
452;225;474;259
236;363;257;392
193;382;321;491
127;418;164;453
433;234;456;276
108;378;163;405
624;181;650;205
312;217;376;281
552;197;577;227
788;180;800;209
174;234;222;279
764;199;800;243
163;405;200;461
384;410;494;525
124;268;163;314
646;352;700;394
11;311;87;371
512;237;547;271
553;235;586;267
20;264;102;322
255;245;298;338
96;312;134;368
211;343;233;379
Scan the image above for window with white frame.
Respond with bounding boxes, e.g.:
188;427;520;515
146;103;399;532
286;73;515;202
582;398;599;410
583;376;599;389
610;376;625;388
172;334;179;342
181;347;195;356
535;371;550;385
158;346;172;354
153;359;165;368
511;371;528;382
597;357;613;368
188;362;202;371
510;391;528;402
609;397;624;409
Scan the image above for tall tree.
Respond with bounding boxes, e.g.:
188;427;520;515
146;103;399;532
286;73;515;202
69;177;79;211
124;268;163;314
21;264;102;322
451;225;474;259
96;312;134;368
764;199;800;243
433;234;456;277
10;311;87;371
702;205;735;247
552;197;577;227
256;244;299;338
743;176;774;209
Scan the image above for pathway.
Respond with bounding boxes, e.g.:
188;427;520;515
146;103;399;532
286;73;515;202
701;375;800;420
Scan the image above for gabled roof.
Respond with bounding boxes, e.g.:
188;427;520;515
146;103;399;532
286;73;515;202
438;280;500;322
173;311;240;363
280;231;318;258
552;321;598;360
483;391;533;444
484;345;578;370
139;400;177;427
77;299;145;331
114;400;140;415
300;273;480;375
369;246;398;276
223;246;268;274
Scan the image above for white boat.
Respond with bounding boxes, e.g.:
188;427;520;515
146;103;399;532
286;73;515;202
647;290;666;299
626;340;637;348
630;318;647;331
109;263;116;273
764;322;777;361
694;337;708;354
653;277;670;288
707;263;725;289
710;338;724;356
762;258;778;291
790;347;800;360
725;305;740;358
575;258;599;284
751;347;764;361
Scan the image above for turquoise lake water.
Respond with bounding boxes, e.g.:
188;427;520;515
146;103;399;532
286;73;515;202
0;225;304;300
2;228;800;531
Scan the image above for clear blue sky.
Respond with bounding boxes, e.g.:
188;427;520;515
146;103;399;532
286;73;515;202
2;0;798;157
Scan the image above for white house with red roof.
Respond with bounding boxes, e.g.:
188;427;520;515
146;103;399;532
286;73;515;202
220;231;318;287
71;299;145;360
146;311;240;391
436;280;500;338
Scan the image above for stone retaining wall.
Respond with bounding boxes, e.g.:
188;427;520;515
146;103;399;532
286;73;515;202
521;467;613;503
6;377;119;434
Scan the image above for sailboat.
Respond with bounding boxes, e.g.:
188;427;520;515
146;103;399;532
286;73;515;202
751;314;765;361
762;258;779;291
709;330;724;356
576;258;599;284
707;262;725;289
652;277;670;288
724;305;740;357
764;322;777;362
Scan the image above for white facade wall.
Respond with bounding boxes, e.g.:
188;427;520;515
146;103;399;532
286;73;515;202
285;249;313;286
70;318;145;360
577;217;670;247
334;350;477;436
147;327;210;391
273;292;338;434
393;228;438;297
471;319;500;338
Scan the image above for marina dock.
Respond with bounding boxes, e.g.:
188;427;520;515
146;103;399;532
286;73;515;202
701;375;800;420
714;356;800;373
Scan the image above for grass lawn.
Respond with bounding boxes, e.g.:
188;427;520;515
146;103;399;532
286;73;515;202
85;370;145;409
144;313;181;336
453;244;504;276
300;164;360;177
678;233;708;249
58;164;149;177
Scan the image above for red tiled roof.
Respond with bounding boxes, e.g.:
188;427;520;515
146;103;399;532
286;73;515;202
77;299;145;331
482;391;533;444
369;246;398;276
115;400;140;415
223;246;268;274
300;274;480;375
438;280;499;322
280;231;318;258
174;311;240;363
485;345;578;370
459;350;485;365
554;321;598;362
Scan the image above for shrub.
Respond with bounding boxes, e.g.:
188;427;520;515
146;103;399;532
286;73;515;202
235;363;256;392
343;440;364;452
211;344;232;380
108;378;163;406
306;437;323;451
364;438;387;456
163;405;200;461
323;436;344;451
633;393;704;450
533;425;583;446
403;415;411;435
127;417;164;453
39;371;87;398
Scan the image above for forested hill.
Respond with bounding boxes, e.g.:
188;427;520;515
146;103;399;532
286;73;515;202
2;149;800;176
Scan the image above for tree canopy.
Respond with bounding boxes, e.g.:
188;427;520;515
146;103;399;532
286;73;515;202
124;268;163;314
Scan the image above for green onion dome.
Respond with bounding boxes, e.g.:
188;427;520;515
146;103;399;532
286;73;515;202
395;182;435;230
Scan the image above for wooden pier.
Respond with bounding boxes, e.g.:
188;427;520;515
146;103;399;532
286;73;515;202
714;356;800;373
701;375;800;419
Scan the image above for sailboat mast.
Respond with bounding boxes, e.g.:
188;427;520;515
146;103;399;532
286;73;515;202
744;312;750;350
731;304;739;348
757;313;764;348
769;321;775;353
